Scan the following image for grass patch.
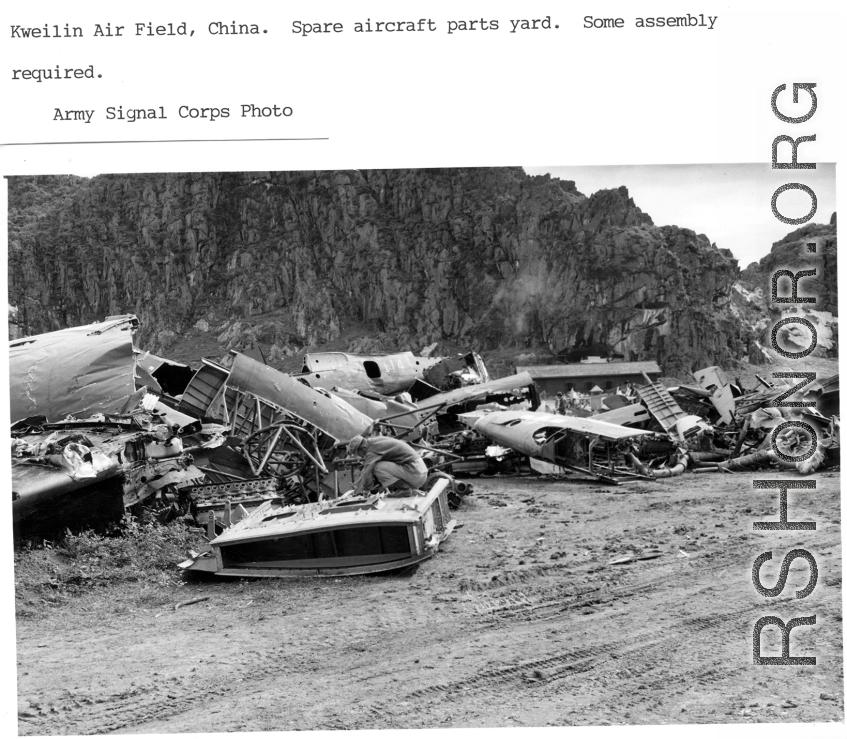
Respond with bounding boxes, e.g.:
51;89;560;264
14;518;204;619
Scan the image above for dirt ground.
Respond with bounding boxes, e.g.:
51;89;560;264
14;468;844;734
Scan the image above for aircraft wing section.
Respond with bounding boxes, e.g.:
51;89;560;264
415;372;536;412
227;353;373;442
469;409;653;442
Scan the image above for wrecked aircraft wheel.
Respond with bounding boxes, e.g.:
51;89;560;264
242;422;322;480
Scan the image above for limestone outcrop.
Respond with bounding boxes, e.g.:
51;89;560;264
9;169;831;373
739;220;838;360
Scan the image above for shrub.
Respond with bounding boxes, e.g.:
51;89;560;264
58;517;200;586
15;517;204;616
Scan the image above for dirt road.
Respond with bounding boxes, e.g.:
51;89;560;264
15;470;844;733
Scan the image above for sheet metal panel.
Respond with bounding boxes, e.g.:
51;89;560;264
330;388;422;429
9;316;138;423
136;351;193;375
226;353;373;442
472;410;652;456
593;403;652;427
634;382;688;432
299;351;441;396
415;371;536;413
177;361;229;419
135;351;195;396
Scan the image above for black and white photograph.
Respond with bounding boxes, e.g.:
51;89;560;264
2;1;846;737
6;164;842;733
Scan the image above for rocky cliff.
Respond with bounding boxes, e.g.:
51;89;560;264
7;168;794;373
737;216;838;361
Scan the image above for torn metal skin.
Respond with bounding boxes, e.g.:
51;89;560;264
460;409;654;484
412;371;539;436
12;411;204;536
586;368;841;477
296;351;442;396
135;351;196;399
414;375;534;477
179;352;376;505
9;315;139;424
420;351;491;391
296;350;492;398
328;387;427;440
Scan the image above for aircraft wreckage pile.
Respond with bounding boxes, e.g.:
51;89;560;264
10;315;840;577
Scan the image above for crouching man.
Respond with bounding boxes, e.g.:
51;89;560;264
347;435;428;495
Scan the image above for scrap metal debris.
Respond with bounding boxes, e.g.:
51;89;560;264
9;315;140;423
296;350;489;398
8;318;480;557
8;315;839;576
179;476;457;578
461;368;839;482
12;409;205;535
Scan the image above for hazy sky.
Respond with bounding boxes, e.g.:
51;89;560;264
524;164;836;268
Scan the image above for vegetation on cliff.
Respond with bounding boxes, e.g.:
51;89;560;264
8;169;834;373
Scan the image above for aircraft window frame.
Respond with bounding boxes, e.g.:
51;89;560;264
363;360;382;379
532;427;569;445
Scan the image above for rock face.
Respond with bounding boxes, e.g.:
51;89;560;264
8;169;774;373
741;221;837;314
739;220;838;360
